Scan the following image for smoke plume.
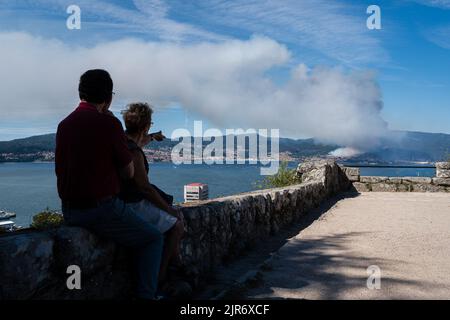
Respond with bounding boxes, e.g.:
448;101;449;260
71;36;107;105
0;32;388;149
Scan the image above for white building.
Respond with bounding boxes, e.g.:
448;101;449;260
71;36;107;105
184;183;209;202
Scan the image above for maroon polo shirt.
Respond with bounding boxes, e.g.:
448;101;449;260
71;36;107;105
55;101;132;203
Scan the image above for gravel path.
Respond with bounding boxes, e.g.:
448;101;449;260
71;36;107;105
241;192;450;300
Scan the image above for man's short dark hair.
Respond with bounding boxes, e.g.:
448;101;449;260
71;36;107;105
78;69;113;104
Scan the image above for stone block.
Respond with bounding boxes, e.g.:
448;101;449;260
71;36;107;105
432;178;450;187
52;227;115;276
342;167;360;182
0;232;54;299
411;184;443;193
402;177;433;184
436;169;450;178
353;182;370;192
436;162;450;170
360;176;388;184
388;177;403;184
397;183;410;192
371;183;397;192
343;167;360;176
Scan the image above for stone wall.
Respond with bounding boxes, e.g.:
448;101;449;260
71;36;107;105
0;160;350;300
436;162;450;178
343;162;450;193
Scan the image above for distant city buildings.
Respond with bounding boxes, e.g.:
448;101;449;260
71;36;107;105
0;151;55;162
184;183;209;202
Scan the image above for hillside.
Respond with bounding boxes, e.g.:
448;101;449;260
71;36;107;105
1;130;449;162
0;133;56;154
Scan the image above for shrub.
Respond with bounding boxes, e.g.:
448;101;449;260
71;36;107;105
256;161;301;189
31;208;64;230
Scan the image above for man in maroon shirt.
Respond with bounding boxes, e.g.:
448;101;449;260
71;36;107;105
55;69;163;300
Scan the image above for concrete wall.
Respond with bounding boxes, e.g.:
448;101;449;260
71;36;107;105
343;162;450;193
0;160;350;300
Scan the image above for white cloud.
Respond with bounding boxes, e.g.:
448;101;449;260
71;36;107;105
423;25;450;49
0;0;387;66
0;0;222;42
414;0;450;9
166;0;388;65
0;32;388;149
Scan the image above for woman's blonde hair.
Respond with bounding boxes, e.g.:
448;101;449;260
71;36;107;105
121;102;154;134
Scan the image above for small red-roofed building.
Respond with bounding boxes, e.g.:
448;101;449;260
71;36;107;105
184;183;209;202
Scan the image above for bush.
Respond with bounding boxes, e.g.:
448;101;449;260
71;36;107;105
256;161;301;189
31;208;64;230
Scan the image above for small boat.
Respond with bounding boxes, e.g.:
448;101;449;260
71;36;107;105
0;220;16;232
0;210;16;220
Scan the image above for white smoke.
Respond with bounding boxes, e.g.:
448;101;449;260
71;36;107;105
329;147;363;158
0;32;388;149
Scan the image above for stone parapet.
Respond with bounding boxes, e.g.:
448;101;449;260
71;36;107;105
0;160;351;300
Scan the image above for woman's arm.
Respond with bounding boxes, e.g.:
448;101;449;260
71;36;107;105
131;150;178;216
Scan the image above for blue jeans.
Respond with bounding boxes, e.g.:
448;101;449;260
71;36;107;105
62;197;163;299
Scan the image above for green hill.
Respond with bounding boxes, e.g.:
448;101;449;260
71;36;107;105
1;130;449;162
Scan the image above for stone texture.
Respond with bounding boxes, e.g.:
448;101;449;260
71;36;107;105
436;162;450;170
297;159;333;184
432;178;450;187
397;184;411;192
341;167;360;182
51;227;116;276
353;182;370;192
388;177;403;184
353;174;449;193
411;184;445;193
436;169;450;178
433;163;449;181
0;232;54;299
360;176;388;184
403;177;433;184
371;183;397;192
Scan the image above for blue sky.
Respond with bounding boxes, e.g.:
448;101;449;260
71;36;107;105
0;0;449;144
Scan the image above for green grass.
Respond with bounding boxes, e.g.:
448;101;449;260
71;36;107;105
256;161;301;189
31;208;64;230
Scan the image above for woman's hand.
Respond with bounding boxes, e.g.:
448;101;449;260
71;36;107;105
150;131;166;141
139;134;153;147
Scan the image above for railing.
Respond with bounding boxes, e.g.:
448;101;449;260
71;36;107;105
341;164;436;169
340;163;437;178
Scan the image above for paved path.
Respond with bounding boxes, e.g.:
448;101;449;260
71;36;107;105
242;192;450;299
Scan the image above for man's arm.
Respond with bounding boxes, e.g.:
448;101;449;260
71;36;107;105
110;117;134;179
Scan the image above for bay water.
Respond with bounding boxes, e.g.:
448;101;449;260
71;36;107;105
0;162;435;227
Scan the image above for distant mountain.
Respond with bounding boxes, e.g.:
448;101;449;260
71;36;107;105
150;134;337;157
349;131;450;163
0;133;336;159
0;133;56;154
1;130;449;162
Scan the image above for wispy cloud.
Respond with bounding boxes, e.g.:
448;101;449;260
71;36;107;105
423;25;450;49
413;0;450;9
0;0;387;66
0;0;222;42
167;0;388;65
